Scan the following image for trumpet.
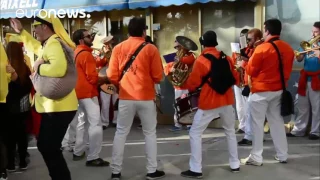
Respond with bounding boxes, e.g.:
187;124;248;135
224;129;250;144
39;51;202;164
234;54;245;88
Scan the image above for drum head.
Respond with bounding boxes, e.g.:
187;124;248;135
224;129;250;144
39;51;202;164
99;66;108;76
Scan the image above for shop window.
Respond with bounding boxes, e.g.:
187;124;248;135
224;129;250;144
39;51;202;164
70;12;106;37
201;1;254;56
107;9;145;45
153;4;200;64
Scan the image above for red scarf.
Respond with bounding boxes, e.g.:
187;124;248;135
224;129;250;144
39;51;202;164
297;69;320;96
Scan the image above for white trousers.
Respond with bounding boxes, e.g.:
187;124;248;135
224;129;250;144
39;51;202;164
189;105;240;172
248;90;288;163
111;100;158;174
74;97;103;161
234;86;248;131
174;89;189;127
100;91;119;126
61;111;79;147
291;82;320;136
244;94;252;140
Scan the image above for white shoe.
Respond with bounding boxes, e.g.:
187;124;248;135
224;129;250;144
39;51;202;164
240;156;263;166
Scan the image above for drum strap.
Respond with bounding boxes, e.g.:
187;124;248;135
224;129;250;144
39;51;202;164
74;50;86;62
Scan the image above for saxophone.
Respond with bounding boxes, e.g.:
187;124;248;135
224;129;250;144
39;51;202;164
167;49;191;86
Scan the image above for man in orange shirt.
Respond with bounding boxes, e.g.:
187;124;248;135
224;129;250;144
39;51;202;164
164;37;197;132
236;28;263;146
107;17;165;180
233;29;249;134
72;29;109;167
241;19;294;166
174;30;240;178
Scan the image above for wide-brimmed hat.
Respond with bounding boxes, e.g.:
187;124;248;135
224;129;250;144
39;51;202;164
175;36;198;51
101;35;114;44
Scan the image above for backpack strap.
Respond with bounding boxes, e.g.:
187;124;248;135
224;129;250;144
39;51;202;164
196;51;226;90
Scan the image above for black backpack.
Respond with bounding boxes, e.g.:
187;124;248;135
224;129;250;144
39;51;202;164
199;51;236;94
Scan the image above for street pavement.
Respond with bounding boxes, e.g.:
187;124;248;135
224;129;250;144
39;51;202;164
8;124;320;180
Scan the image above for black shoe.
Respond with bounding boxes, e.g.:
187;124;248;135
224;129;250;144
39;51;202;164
111;123;117;127
238;139;252;146
0;171;8;180
274;156;287;164
103;126;108;130
86;158;110;167
181;170;203;179
236;129;245;134
73;152;85;161
19;161;28;171
146;170;165;180
231;168;240;173
286;133;298;137
308;134;320;140
111;173;121;180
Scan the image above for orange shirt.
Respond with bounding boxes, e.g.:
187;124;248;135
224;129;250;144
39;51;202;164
164;52;196;90
246;35;294;93
95;56;107;69
74;45;99;99
180;47;238;110
232;47;254;85
107;37;163;100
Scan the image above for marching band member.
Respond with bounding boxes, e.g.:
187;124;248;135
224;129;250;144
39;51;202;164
97;35;119;129
107;17;165;180
287;21;320;140
175;30;240;178
10;11;78;179
241;19;294;166
164;36;197;132
233;29;249;134
72;29;109;166
237;28;263;146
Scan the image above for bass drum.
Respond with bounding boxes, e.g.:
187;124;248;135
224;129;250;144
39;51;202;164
98;66;116;95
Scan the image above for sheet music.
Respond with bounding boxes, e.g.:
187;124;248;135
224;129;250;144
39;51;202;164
230;43;240;53
239;36;247;49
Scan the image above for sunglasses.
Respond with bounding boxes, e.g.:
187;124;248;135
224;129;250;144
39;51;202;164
83;34;91;39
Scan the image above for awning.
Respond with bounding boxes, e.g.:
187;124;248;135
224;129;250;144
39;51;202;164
128;0;255;9
0;0;45;19
43;0;129;13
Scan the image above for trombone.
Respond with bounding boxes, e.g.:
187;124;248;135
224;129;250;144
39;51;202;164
295;35;320;56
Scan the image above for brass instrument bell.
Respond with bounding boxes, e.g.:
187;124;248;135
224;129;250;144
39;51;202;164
295;35;320;56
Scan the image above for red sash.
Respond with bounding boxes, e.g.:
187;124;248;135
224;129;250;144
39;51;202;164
297;69;320;96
